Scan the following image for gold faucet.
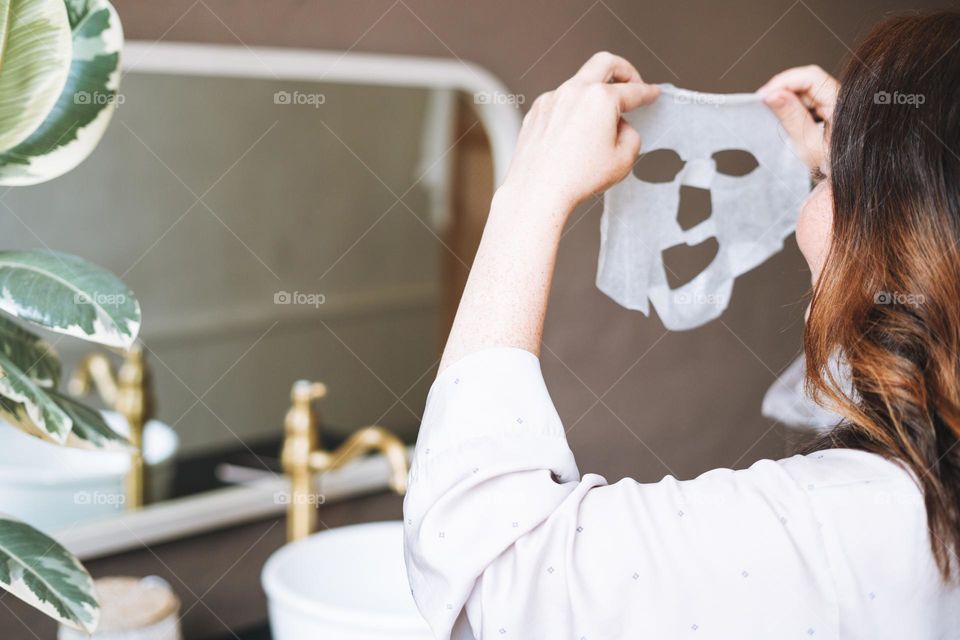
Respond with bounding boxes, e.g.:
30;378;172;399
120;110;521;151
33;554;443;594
68;344;154;509
280;379;409;541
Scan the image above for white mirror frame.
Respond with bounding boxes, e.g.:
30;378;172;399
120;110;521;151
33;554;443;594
54;41;521;560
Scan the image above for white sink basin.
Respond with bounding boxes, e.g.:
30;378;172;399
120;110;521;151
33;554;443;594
262;521;432;640
0;412;178;533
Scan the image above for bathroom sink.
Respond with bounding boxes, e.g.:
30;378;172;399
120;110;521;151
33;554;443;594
262;521;431;640
0;412;178;533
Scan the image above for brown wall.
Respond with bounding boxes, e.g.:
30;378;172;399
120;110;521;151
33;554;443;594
108;0;953;482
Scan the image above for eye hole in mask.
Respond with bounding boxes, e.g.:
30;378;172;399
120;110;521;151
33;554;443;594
663;237;720;289
632;148;685;183
711;149;759;176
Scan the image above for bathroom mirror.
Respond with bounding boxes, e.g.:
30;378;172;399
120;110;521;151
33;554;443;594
0;42;520;557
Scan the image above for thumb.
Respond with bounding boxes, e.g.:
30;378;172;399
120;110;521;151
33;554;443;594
764;90;824;169
615;118;641;168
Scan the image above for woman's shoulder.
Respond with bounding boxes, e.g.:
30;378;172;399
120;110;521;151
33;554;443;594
667;448;915;502
775;447;918;493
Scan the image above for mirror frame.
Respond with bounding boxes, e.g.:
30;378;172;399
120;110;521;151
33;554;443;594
53;40;521;560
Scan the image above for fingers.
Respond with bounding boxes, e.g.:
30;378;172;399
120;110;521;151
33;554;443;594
758;65;839;121
763;89;826;169
615;119;641;160
574;51;642;84
758;65;832;96
608;82;660;113
568;52;659;113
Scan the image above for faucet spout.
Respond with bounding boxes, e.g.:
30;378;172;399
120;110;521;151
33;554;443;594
280;378;410;541
68;353;119;406
310;426;408;494
68;346;153;509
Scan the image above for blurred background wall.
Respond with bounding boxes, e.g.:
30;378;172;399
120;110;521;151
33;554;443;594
110;0;953;482
6;76;440;456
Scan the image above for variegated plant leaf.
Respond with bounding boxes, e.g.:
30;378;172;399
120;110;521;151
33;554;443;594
50;389;130;450
0;250;140;348
0;0;122;185
0;0;72;154
0;516;99;633
0;350;71;442
0;314;60;387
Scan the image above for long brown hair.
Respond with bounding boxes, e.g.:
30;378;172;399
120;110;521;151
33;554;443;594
805;11;960;579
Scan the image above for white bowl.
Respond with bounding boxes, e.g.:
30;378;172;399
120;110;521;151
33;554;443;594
262;521;431;640
0;412;178;533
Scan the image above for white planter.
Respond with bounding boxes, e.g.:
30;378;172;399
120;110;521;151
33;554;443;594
0;412;178;532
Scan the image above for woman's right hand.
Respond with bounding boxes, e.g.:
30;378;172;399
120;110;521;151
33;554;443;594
499;52;660;219
758;65;839;170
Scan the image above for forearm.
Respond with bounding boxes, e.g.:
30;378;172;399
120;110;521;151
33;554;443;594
436;53;655;373
438;186;572;372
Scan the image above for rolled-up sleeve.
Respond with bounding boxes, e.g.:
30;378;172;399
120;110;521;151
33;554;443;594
403;347;840;640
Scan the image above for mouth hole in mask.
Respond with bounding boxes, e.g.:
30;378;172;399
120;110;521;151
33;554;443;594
677;185;712;231
712;149;759;176
632;148;685;183
663;237;719;289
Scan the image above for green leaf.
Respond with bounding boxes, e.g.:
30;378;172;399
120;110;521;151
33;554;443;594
0;314;60;387
0;0;122;185
0;0;72;154
0;350;71;442
0;516;99;633
50;389;130;450
0;249;140;348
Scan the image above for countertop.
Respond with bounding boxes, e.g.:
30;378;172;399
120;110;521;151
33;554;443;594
0;491;403;639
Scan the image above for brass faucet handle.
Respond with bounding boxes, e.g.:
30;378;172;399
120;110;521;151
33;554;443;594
284;380;328;443
291;380;327;404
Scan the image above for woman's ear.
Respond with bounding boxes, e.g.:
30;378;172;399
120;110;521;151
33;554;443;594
796;182;834;286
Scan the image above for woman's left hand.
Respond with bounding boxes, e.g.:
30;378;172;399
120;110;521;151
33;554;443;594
499;52;660;219
758;65;838;171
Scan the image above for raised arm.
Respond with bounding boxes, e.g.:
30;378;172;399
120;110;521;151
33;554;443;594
438;52;660;372
405;56;861;640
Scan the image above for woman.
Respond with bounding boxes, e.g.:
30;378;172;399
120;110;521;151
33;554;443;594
404;12;960;639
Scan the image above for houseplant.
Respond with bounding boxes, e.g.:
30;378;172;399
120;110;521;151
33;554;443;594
0;0;134;633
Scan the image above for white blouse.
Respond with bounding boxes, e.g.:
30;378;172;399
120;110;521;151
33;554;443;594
403;347;960;639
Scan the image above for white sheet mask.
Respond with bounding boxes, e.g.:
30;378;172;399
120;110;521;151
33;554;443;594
761;354;846;431
597;84;810;330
